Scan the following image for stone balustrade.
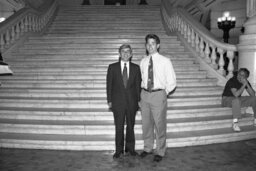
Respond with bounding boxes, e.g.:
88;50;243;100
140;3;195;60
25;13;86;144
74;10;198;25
161;0;237;84
0;0;58;54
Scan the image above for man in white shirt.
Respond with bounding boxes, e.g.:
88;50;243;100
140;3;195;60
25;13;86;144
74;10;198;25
139;34;176;162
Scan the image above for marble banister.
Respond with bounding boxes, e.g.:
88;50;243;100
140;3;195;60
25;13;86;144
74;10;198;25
0;0;58;54
161;0;238;86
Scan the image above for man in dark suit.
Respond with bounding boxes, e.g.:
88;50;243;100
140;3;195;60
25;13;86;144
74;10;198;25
106;44;141;159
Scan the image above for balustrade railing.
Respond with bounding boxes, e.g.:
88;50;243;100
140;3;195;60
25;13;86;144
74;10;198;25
0;0;58;54
161;0;237;84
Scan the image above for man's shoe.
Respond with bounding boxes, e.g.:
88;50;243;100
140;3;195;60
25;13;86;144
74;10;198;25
153;155;163;162
126;151;138;156
233;123;241;132
113;152;122;159
140;151;151;158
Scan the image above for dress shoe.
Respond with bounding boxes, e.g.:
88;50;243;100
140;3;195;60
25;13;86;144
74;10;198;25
153;155;163;162
113;152;123;159
126;151;138;156
140;151;152;158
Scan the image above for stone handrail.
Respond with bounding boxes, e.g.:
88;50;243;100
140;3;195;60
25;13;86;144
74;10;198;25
161;0;238;86
0;0;58;54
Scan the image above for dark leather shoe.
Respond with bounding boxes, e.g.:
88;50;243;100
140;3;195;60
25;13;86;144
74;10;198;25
113;152;122;159
140;151;151;158
153;155;163;162
127;151;138;156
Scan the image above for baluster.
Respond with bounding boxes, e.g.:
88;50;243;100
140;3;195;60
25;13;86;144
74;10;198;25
178;18;182;32
195;33;200;52
204;42;211;63
24;16;29;33
34;17;38;31
15;22;20;39
174;15;178;30
199;37;205;58
20;18;25;34
217;48;226;76
210;45;218;70
37;18;40;31
183;23;187;38
169;18;173;31
5;30;10;46
11;26;15;43
191;29;195;47
180;21;184;35
226;50;234;79
187;26;191;43
28;15;32;31
0;34;4;51
32;16;36;31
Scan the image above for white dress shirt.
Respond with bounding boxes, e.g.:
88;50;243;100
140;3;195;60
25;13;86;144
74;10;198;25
121;61;129;78
140;53;176;94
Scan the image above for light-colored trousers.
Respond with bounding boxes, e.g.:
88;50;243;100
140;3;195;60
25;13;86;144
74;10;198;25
222;96;256;119
140;89;167;156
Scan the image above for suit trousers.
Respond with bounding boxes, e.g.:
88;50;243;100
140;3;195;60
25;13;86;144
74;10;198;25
113;107;136;153
222;96;256;119
140;89;167;156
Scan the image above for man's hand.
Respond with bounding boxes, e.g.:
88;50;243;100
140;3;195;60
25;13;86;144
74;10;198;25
108;102;112;111
138;101;141;111
241;77;248;86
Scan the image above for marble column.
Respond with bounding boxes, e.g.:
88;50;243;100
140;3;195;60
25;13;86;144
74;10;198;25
237;0;256;88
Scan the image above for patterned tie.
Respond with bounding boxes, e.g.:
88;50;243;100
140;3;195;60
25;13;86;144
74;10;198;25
147;56;154;92
123;63;128;88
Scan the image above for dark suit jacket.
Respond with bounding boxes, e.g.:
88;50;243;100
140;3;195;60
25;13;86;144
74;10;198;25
107;61;141;113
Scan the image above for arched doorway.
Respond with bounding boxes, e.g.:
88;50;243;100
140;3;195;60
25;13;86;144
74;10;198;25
104;0;126;5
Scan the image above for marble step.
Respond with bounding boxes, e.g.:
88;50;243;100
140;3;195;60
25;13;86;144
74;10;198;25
44;33;171;36
52;20;163;24
0;125;256;150
1;115;254;136
31;32;174;37
0;96;222;108
7;70;203;76
6;60;194;66
24;38;178;44
50;24;164;28
14;48;185;54
0;105;231;121
20;43;181;49
46;30;168;34
48;27;165;31
28;33;177;40
0;78;218;88
0;87;223;97
8;52;191;59
6;55;192;61
9;65;199;72
2;74;205;80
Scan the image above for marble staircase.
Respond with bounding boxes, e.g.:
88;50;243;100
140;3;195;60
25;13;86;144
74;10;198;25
0;5;255;150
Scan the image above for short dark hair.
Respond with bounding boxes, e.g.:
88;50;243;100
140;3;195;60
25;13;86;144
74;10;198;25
145;34;160;44
238;68;250;78
119;44;132;53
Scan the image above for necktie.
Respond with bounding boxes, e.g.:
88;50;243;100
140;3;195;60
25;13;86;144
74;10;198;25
123;63;128;88
147;56;154;92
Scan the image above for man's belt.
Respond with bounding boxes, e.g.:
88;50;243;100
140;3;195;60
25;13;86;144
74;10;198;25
143;88;163;93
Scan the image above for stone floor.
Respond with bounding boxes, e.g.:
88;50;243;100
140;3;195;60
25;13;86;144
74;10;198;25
1;139;256;171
